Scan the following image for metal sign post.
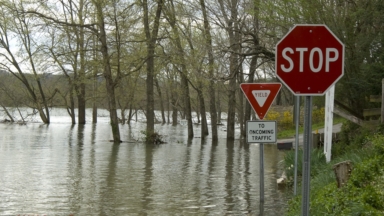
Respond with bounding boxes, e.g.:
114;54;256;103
301;96;312;215
294;96;300;195
246;121;277;204
260;143;264;203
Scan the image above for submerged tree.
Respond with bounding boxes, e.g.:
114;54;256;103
200;0;218;141
0;1;52;123
142;0;164;142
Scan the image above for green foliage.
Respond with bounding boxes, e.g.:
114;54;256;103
268;106;330;135
371;129;384;154
333;121;373;158
140;130;164;144
312;107;325;124
286;134;384;215
350;156;382;188
282;148;327;183
280;110;294;129
265;110;281;121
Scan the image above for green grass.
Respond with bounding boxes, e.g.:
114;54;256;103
284;130;384;215
286;149;384;215
277;117;345;139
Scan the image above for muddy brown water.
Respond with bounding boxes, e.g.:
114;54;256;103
0;110;289;215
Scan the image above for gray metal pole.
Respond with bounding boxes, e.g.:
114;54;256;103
301;96;312;216
294;96;300;195
260;143;264;203
259;201;264;216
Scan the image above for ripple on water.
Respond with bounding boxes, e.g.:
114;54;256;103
0;120;288;215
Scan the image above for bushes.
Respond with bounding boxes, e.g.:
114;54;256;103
282;148;327;184
140;130;165;144
265;110;280;121
281;110;294;128
312;107;325;123
285;134;384;215
350;156;382;188
334;121;384;158
266;106;325;131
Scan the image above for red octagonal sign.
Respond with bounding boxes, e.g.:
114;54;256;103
275;24;344;95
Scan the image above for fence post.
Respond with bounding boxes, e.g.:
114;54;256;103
333;160;353;188
312;133;320;148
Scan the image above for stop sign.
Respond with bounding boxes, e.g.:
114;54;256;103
275;24;344;95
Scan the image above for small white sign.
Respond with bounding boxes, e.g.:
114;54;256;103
246;121;277;143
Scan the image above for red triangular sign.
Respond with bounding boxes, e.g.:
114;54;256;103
240;83;282;120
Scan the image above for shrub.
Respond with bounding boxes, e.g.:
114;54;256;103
371;133;384;154
281;110;294;128
286;134;384;215
140;130;164;144
265;110;280;121
312;107;325;123
282;148;326;182
350;156;382;187
333;121;372;158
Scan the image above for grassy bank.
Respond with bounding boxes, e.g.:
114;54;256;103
277;117;345;139
282;122;384;215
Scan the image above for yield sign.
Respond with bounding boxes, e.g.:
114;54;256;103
240;83;282;120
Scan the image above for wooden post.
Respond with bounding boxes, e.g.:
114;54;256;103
381;78;384;123
312;133;320;148
333;160;353;188
332;133;338;142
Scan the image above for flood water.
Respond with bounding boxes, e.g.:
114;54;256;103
0;109;288;215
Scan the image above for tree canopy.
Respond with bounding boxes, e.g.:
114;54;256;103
0;0;383;141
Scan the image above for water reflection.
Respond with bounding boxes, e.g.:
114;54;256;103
225;139;235;213
142;143;154;214
0;121;288;215
100;143;120;214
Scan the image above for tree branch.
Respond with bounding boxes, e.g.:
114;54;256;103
24;10;98;33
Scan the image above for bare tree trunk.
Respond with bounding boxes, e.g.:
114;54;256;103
200;0;218;141
166;0;194;139
216;86;222;124
77;83;86;124
119;100;126;124
155;77;166;124
171;92;178;126
128;105;133;124
218;0;240;140
198;90;209;136
0;104;14;122
165;86;170;124
3;54;50;123
243;56;256;137
143;0;163;140
95;0;120;143
227;66;237;140
69;88;76;124
77;0;86;125
92;102;97;123
238;62;244;138
243;0;261;132
49;48;76;124
92;17;98;124
244;58;257;120
92;63;98;124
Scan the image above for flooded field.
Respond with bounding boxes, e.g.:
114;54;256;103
0;109;288;215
